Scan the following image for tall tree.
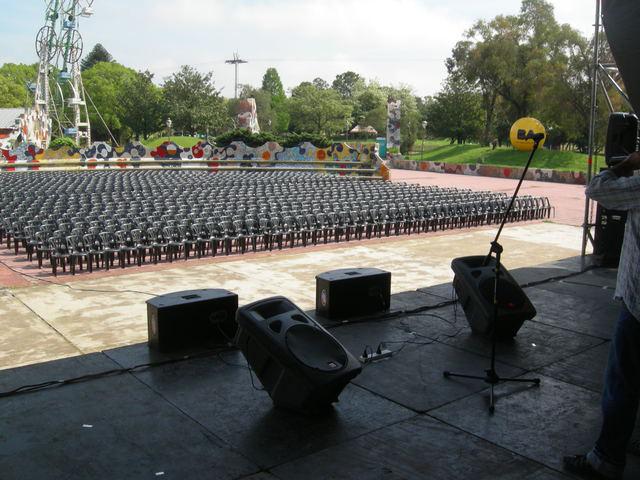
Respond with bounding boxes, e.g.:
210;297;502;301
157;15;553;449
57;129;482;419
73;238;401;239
424;79;484;144
332;71;364;100
446;0;588;145
353;83;387;133
261;68;285;99
81;44;114;71
82;61;137;141
312;77;330;90
260;67;289;132
120;71;164;140
163;65;227;136
288;83;352;135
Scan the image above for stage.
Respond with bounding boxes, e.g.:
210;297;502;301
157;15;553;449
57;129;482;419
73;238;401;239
1;256;639;479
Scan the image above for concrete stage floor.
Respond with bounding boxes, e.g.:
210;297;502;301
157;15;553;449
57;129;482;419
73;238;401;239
1;259;638;479
3;169;633;479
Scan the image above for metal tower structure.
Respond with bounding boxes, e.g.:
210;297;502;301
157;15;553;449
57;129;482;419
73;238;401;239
225;53;248;99
34;0;95;148
580;0;634;261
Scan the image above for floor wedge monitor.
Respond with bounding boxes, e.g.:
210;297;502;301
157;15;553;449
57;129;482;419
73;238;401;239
235;296;362;413
147;289;239;352
451;256;536;338
316;268;391;319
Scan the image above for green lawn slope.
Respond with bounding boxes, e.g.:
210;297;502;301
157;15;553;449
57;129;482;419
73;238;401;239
408;140;601;173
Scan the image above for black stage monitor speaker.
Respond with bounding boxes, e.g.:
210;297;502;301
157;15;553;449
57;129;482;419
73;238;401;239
605;112;638;166
315;268;391;319
147;289;239;352
451;256;536;338
235;296;362;413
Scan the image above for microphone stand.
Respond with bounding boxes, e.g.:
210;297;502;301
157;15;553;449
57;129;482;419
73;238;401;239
443;137;543;414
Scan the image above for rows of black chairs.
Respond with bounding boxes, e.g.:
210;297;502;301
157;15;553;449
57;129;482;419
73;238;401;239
0;170;554;275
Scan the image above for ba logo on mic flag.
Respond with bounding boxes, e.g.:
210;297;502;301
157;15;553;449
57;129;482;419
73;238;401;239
510;117;546;152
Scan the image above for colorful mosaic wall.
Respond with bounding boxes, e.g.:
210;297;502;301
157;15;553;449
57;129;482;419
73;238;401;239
0;141;383;177
391;158;587;185
0;108;49;149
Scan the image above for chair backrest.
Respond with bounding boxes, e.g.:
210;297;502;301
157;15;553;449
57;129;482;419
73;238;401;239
83;233;101;250
99;231;117;247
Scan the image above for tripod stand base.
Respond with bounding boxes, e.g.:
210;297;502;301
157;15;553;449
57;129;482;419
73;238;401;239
443;369;540;413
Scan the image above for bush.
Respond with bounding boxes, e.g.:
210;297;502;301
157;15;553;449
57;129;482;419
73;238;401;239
49;137;78;150
214;129;332;148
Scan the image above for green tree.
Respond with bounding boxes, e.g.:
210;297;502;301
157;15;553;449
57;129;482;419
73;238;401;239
353;83;387;133
260;68;289;133
163;65;227;136
424;79;484;144
0;63;38;108
446;0;590;145
332;71;364;100
82;61;137;142
81;44;114;71
312;77;330;90
288;83;352;135
261;67;285;99
120;71;164;140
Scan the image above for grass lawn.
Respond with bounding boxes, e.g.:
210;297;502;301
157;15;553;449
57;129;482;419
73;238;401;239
407;140;601;173
143;136;202;149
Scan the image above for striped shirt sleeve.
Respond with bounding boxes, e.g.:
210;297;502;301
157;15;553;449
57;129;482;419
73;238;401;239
585;170;640;211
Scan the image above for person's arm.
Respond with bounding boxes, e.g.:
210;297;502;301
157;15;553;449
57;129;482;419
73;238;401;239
585;152;640;210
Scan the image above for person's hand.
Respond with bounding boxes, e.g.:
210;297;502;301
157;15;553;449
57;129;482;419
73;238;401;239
612;151;640;177
624;151;640;170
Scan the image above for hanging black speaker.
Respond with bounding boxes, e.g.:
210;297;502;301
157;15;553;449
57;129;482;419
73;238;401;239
451;256;536;338
605;112;638;166
235;296;362;414
147;289;238;352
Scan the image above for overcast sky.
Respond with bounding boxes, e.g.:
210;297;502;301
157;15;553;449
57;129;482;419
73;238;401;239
1;0;596;97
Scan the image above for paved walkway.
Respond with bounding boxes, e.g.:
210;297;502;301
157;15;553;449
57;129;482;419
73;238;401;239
391;169;587;226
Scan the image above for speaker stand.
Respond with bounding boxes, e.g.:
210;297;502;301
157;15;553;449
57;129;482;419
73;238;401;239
443;138;543;414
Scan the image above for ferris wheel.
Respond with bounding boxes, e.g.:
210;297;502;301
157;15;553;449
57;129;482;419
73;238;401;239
33;0;95;148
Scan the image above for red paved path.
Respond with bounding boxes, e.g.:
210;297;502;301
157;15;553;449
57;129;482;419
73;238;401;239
391;169;586;226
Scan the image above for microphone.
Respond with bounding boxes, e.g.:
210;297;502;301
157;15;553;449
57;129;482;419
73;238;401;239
526;132;545;142
516;128;545;143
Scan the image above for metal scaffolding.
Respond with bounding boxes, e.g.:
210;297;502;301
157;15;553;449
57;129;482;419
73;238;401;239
580;0;634;263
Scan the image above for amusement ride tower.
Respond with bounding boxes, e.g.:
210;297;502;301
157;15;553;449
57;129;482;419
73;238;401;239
33;0;94;148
